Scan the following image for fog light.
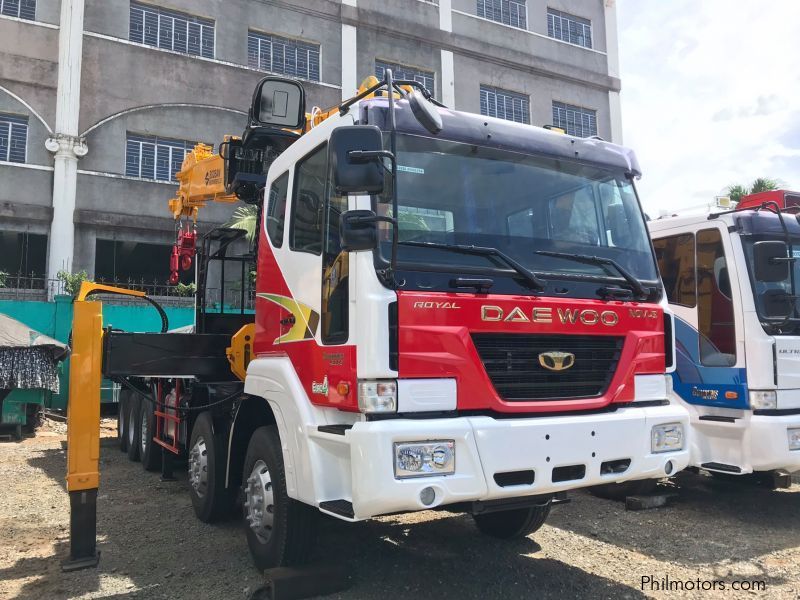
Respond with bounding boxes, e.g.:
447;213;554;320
419;486;436;506
358;380;397;413
665;460;674;475
749;390;777;410
788;428;800;451
651;423;684;453
394;440;455;479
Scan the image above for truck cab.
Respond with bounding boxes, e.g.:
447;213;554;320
234;76;689;567
649;202;800;481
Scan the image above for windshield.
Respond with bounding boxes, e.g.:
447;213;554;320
374;134;658;292
742;236;800;333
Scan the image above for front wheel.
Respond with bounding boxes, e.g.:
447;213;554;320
242;425;318;570
473;500;552;539
589;478;659;501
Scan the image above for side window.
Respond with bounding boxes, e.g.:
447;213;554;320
696;228;736;366
290;144;327;254
653;234;696;307
321;162;349;344
266;172;289;247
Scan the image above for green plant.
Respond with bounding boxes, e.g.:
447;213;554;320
175;282;197;297
56;270;88;296
226;205;258;242
726;178;780;204
0;270;7;288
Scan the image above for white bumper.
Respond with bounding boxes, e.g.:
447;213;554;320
331;404;689;520
686;407;800;474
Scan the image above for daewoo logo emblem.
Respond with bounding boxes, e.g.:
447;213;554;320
538;351;575;371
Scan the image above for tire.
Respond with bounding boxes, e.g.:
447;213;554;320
473;500;552;539
589;478;659;501
140;392;162;472
118;389;130;453
188;412;234;522
242;425;318;570
127;394;141;462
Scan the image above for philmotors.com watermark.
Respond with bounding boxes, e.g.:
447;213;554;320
641;575;767;593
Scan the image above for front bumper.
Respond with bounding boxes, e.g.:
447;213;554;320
342;403;689;520
691;412;800;474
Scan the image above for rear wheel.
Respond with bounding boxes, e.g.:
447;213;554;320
126;394;141;462
473;500;552;539
140;392;162;472
118;389;129;452
243;425;318;570
589;478;659;501
188;412;234;522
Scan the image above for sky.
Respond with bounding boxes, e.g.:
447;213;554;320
616;0;800;216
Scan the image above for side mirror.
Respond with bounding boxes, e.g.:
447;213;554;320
339;210;379;251
249;77;306;129
408;90;442;135
329;126;386;195
753;240;790;282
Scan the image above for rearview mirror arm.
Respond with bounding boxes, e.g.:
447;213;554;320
348;149;395;174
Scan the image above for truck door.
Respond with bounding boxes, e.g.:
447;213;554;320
653;227;747;408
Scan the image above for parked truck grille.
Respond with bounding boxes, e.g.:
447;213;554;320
471;333;624;401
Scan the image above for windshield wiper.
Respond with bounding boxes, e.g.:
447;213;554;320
535;251;649;300
399;240;546;291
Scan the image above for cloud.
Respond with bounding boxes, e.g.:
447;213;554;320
617;0;800;213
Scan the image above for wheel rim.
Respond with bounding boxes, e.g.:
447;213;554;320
119;401;126;437
127;406;136;445
189;436;209;498
244;459;275;543
140;409;148;453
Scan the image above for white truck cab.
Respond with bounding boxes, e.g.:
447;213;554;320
649;205;800;481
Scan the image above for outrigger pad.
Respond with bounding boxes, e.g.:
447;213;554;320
61;490;100;571
248;564;351;600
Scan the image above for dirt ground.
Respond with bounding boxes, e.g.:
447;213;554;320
1;419;798;600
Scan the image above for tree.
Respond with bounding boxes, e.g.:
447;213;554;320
726;178;779;204
226;205;258;242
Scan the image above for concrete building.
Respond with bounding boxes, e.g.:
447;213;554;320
0;0;621;289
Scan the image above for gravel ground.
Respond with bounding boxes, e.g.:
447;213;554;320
1;418;798;599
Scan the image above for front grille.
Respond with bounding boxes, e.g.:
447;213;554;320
471;333;624;401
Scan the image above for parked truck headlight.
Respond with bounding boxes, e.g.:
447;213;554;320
749;390;777;410
651;423;684;453
358;380;397;413
788;428;800;451
394;440;455;478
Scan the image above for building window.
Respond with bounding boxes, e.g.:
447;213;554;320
375;60;435;96
0;113;27;163
480;85;530;124
125;134;196;182
247;31;320;81
0;0;35;20
552;101;597;137
95;239;187;284
547;8;592;49
130;2;214;59
477;0;526;29
0;231;47;277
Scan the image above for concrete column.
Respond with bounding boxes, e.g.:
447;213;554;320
604;0;623;144
439;0;455;108
341;0;358;99
46;0;87;285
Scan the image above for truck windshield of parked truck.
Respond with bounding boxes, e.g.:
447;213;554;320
374;133;658;294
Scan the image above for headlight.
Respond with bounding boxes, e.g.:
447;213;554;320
358;380;397;413
788;428;800;451
749;390;777;410
651;423;684;453
394;440;455;478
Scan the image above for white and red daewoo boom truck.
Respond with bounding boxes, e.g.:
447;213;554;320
64;73;689;571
